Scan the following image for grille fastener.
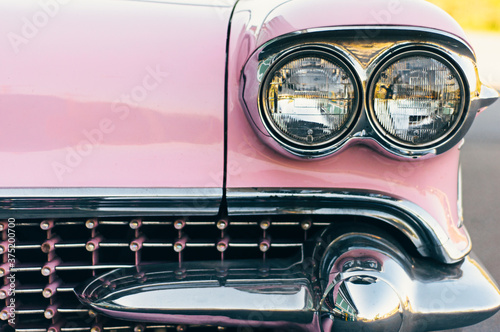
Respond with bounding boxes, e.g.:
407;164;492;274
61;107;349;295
130;219;142;230
174;242;184;252
86;235;104;252
41;258;61;276
43;280;62;298
40;219;54;230
130;235;146;252
217;242;227;252
85;219;98;229
217;219;228;230
44;309;54;319
44;305;57;319
174;219;186;230
91;325;102;332
43;289;53;298
42;236;60;253
42;267;52;276
86;242;96;252
174;236;187;252
259;239;270;252
260;220;271;230
301;220;312;230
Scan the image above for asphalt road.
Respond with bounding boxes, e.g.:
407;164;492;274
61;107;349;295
440;97;500;331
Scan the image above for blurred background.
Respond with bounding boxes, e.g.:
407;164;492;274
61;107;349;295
427;0;500;89
428;0;500;31
426;1;500;331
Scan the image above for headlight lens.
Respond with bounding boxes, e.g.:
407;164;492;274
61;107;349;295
261;52;358;148
370;53;465;147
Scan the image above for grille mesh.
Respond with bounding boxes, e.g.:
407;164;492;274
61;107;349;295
0;215;336;332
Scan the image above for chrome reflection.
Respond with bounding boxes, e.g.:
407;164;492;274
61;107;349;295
226;188;468;263
317;231;405;331
0;187;222;218
368;51;466;149
241;27;499;159
76;225;500;332
322;277;403;332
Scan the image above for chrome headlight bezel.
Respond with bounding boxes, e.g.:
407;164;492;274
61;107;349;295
258;49;361;153
241;27;495;160
366;50;468;150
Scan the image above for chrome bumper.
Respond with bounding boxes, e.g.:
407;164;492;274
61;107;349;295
75;225;500;331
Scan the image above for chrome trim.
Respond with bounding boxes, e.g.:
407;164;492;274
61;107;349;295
478;84;500;109
226;188;470;263
14;308;89;315
241;26;498;159
0;188;222;218
76;261;318;330
11;264;135;273
14;325;187;332
15;287;75;294
75;227;500;331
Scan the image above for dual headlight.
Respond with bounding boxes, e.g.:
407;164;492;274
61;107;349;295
259;49;466;155
261;50;359;148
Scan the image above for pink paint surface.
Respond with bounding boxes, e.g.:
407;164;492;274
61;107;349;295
0;0;234;187
236;0;467;50
0;0;472;257
226;0;470;255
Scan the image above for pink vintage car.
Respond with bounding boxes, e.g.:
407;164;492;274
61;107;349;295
0;0;499;331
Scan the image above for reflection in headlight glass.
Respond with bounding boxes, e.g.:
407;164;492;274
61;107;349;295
372;55;463;146
264;56;357;146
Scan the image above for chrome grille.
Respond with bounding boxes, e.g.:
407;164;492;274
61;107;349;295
0;215;336;332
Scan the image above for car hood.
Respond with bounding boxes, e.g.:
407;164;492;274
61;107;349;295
0;0;236;188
